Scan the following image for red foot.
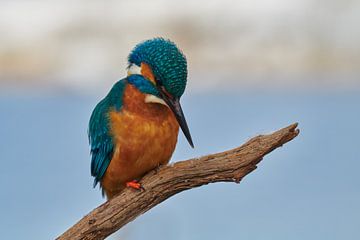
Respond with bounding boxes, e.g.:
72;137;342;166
126;180;144;190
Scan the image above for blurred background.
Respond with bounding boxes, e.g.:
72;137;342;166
1;0;359;239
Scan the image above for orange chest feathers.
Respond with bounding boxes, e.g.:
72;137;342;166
106;84;179;186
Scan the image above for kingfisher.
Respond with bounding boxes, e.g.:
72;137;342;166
88;38;193;199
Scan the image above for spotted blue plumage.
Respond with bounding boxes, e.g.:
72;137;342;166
88;79;126;187
128;38;187;98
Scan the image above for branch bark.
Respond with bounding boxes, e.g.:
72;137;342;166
57;123;299;240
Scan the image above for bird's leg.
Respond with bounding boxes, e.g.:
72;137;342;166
126;180;144;191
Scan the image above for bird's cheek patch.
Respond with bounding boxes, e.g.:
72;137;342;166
140;63;156;85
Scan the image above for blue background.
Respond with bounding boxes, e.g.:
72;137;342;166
1;89;359;239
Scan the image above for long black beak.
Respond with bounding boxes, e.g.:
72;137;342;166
158;88;194;148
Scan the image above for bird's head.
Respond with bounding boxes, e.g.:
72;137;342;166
126;38;193;147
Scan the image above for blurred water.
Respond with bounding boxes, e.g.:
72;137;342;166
0;89;359;239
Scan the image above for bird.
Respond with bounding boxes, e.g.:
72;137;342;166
88;38;193;199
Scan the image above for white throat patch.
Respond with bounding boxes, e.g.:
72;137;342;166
145;94;168;107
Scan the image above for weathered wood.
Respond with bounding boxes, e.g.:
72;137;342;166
57;123;299;240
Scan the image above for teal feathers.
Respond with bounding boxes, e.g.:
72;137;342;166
127;74;160;97
88;79;126;187
128;38;187;98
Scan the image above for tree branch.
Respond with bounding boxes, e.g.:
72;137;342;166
57;123;299;240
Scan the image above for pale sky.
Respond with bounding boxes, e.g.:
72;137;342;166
0;0;359;91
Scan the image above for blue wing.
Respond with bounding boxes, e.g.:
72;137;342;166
88;79;127;187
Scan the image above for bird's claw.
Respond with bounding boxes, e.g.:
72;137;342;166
126;180;144;191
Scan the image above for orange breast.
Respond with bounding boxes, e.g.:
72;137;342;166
101;84;179;198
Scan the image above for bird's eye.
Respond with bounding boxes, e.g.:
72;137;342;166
156;78;163;86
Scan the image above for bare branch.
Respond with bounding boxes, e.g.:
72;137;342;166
57;123;299;240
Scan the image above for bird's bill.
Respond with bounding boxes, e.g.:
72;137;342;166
160;92;194;148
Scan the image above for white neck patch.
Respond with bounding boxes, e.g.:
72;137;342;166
145;94;168;107
127;64;142;76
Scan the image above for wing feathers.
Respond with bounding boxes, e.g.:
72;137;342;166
88;79;126;187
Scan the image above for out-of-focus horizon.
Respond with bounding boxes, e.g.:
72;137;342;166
1;0;359;93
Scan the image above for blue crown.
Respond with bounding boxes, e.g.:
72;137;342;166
128;38;188;98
